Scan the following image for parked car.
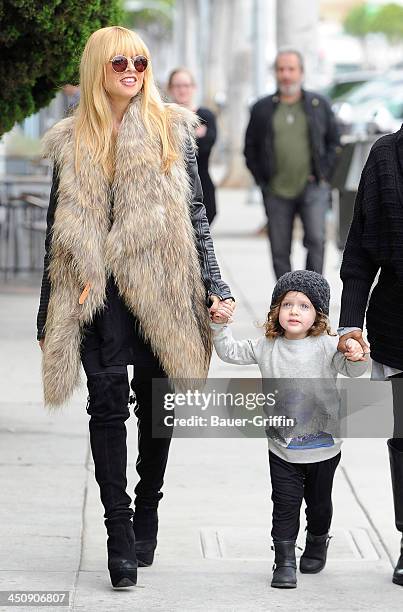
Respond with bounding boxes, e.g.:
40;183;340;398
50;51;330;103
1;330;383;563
322;71;379;101
367;92;403;134
332;71;403;135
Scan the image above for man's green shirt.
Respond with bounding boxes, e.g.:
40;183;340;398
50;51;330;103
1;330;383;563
269;99;312;199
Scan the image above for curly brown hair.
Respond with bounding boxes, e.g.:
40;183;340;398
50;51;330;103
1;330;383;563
264;291;336;339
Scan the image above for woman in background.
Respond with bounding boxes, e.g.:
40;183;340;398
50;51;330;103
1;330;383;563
168;68;218;225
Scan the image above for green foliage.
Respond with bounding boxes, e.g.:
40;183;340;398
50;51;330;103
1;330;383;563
370;3;403;42
0;0;123;136
343;4;376;38
344;2;403;42
122;0;174;31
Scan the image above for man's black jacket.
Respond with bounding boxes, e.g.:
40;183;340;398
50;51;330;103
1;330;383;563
243;89;340;189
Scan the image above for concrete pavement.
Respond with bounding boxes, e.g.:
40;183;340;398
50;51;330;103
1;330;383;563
0;188;401;611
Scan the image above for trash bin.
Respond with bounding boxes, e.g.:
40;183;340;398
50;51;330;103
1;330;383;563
331;135;379;250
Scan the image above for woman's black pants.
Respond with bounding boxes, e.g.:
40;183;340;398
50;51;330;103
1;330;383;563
269;450;341;542
82;350;172;523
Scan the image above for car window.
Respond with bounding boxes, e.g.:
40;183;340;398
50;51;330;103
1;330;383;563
345;77;403;105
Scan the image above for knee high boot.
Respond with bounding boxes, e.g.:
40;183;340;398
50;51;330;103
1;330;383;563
86;373;137;588
130;367;173;566
387;439;403;586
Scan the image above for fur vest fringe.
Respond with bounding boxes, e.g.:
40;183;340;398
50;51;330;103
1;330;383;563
41;97;212;408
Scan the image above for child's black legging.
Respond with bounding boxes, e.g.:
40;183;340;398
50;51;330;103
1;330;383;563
269;450;341;542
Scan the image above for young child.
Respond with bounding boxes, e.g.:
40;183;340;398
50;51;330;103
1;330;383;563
211;270;368;589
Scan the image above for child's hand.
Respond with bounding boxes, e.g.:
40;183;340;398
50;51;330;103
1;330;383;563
211;312;234;324
345;338;369;362
210;298;235;324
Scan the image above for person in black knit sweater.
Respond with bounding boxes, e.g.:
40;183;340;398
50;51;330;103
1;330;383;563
167;68;218;225
338;130;403;586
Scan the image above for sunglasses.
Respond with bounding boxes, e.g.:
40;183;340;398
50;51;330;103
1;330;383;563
110;55;148;73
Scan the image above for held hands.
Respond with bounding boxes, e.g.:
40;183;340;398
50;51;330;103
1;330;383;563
344;338;368;362
338;330;370;362
208;295;235;324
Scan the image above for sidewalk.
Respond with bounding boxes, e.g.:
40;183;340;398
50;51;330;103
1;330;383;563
0;188;401;611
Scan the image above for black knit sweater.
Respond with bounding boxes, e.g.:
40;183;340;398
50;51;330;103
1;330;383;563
339;128;403;369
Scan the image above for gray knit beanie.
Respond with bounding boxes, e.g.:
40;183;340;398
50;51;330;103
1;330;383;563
271;270;330;315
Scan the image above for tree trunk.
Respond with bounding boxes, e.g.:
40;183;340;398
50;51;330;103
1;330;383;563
276;0;319;85
173;0;199;77
206;0;230;106
220;0;254;188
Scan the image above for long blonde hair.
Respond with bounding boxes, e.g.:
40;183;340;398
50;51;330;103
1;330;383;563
74;26;178;180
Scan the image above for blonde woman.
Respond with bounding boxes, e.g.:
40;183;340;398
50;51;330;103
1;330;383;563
37;26;234;588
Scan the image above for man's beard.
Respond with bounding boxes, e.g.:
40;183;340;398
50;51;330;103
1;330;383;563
278;81;302;97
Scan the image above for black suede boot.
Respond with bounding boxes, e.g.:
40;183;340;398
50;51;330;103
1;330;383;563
133;506;158;567
387;439;403;586
299;531;331;573
86;373;137;588
106;518;138;588
130;366;172;567
271;541;297;588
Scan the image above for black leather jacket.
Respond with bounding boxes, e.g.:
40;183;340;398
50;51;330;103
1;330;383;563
36;140;233;340
244;89;340;189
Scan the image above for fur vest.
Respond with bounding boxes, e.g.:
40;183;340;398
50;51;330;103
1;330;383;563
41;96;212;408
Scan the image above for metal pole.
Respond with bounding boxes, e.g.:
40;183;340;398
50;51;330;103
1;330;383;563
252;0;266;99
276;0;319;85
197;0;210;103
173;0;184;66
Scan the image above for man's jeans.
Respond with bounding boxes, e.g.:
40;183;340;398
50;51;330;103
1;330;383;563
263;182;330;279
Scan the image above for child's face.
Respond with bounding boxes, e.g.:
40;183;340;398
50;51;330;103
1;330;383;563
278;291;316;339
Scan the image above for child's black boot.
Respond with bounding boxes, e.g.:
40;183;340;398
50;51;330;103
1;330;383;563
271;540;297;588
300;531;331;573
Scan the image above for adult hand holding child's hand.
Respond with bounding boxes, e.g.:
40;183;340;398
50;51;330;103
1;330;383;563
209;296;235;324
338;329;370;362
344;337;369;362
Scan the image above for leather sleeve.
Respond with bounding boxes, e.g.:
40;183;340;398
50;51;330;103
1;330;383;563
185;137;234;305
36;166;59;340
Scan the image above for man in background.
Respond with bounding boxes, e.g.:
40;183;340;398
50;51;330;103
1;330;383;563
244;49;340;279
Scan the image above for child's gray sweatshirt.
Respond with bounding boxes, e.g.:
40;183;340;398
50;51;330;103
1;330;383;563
210;323;368;463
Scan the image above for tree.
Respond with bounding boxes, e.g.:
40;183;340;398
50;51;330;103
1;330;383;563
219;0;253;187
0;0;122;136
123;0;174;31
344;3;403;42
370;3;403;43
343;4;376;39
